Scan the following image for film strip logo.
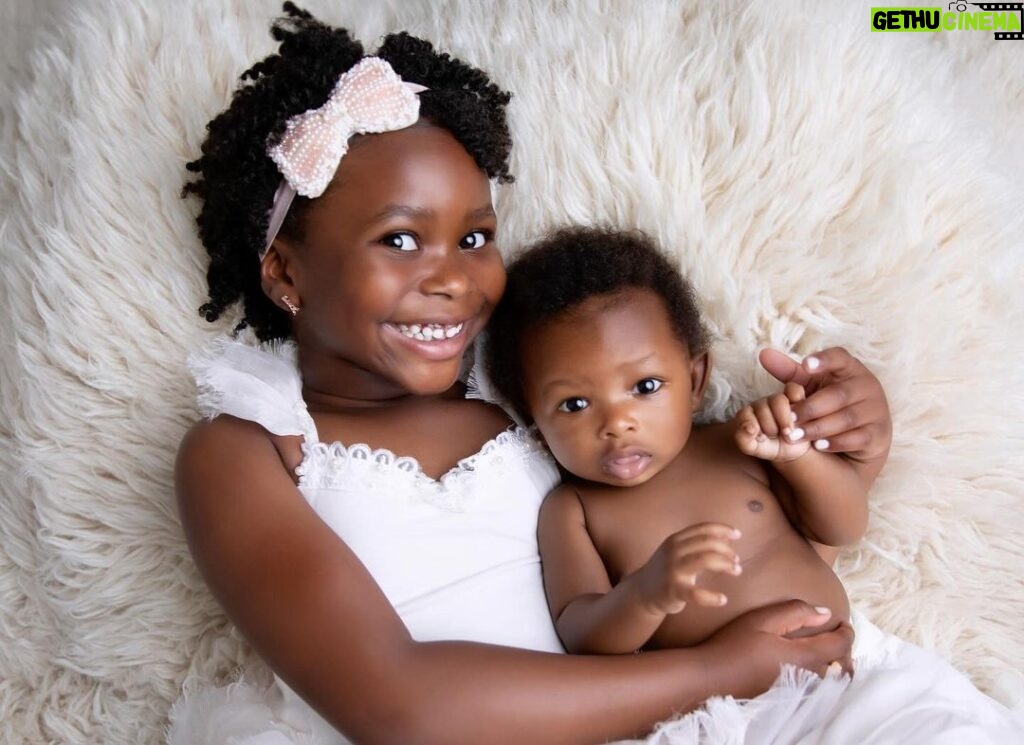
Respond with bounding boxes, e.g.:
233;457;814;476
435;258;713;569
961;2;1024;38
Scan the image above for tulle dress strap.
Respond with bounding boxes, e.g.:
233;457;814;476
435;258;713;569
463;333;523;425
187;336;319;444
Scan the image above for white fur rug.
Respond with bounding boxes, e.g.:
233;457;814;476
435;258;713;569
1;1;1021;743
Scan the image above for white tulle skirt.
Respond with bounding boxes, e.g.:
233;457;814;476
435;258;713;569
166;613;1022;745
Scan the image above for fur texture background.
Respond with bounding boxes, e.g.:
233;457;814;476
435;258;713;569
1;1;1021;742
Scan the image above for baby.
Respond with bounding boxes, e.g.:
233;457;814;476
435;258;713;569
486;227;878;654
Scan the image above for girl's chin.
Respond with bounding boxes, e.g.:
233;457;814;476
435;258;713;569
397;361;465;397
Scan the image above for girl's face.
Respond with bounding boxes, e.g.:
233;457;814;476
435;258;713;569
274;123;505;400
521;288;708;487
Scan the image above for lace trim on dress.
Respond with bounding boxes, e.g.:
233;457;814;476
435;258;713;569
295;426;547;511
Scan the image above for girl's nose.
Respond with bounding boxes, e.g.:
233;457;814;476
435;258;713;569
419;249;471;298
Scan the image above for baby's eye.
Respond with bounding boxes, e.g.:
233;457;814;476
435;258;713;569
381;233;419;252
634;378;663;395
459;230;491;250
557;397;590;414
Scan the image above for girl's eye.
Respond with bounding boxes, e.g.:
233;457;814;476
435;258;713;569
381;233;419;252
459;230;491;250
557;397;590;414
634;378;663;395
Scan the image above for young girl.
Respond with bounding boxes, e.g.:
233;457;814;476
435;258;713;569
485;226;1023;741
169;5;896;744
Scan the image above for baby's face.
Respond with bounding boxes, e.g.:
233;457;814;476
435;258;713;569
521;288;706;487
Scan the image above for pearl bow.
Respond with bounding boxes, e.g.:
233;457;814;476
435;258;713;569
268;57;425;199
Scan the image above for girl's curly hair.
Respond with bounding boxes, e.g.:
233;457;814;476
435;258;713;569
183;2;513;340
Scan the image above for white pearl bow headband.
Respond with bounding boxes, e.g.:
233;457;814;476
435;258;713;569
261;57;427;257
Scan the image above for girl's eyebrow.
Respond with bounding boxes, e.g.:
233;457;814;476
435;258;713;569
369;204;435;222
368;204;496;223
470;205;497;219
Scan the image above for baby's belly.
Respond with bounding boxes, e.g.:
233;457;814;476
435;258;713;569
645;535;850;649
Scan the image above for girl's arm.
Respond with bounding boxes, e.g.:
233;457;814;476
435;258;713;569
178;416;854;745
539;486;741;654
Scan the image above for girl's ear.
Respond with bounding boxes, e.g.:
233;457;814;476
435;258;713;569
689;351;711;407
260;240;301;313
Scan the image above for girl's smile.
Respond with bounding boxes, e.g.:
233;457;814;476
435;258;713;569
383;319;468;361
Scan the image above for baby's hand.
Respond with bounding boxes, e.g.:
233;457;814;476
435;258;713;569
735;382;811;462
634;523;742;616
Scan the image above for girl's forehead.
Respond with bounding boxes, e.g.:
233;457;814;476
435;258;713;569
337;124;481;184
318;124;492;215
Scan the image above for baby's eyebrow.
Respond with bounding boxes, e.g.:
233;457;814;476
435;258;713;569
616;353;656;370
541;377;583;396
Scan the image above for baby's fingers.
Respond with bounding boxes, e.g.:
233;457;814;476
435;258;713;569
678;549;743;578
674;522;743;543
751;397;785;438
767;393;796;435
734;406;765;453
784;382;806;404
690;587;730;608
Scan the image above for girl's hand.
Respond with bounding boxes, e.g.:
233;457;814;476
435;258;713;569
758;347;892;464
735;382;811;462
702;600;854;698
634;523;742;616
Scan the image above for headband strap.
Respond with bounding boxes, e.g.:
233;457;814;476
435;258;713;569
261;57;427;257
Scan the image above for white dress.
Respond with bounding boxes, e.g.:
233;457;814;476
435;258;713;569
167;337;1023;745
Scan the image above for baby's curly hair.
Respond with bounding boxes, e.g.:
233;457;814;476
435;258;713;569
183;2;513;340
486;226;710;422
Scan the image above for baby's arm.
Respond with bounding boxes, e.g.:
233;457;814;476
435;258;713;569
539;485;741;654
735;383;869;547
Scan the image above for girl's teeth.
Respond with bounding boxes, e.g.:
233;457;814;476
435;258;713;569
396;322;464;341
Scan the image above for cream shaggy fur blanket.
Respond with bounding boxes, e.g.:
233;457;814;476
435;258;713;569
1;1;1021;743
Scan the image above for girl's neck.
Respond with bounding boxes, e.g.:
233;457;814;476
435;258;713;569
297;348;458;412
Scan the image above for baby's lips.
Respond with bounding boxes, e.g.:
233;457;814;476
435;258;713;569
600;448;653;481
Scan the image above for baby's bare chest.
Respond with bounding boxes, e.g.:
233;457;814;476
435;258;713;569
582;458;794;582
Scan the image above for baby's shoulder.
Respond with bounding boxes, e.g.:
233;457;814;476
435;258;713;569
539;481;587;525
689;421;768;482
